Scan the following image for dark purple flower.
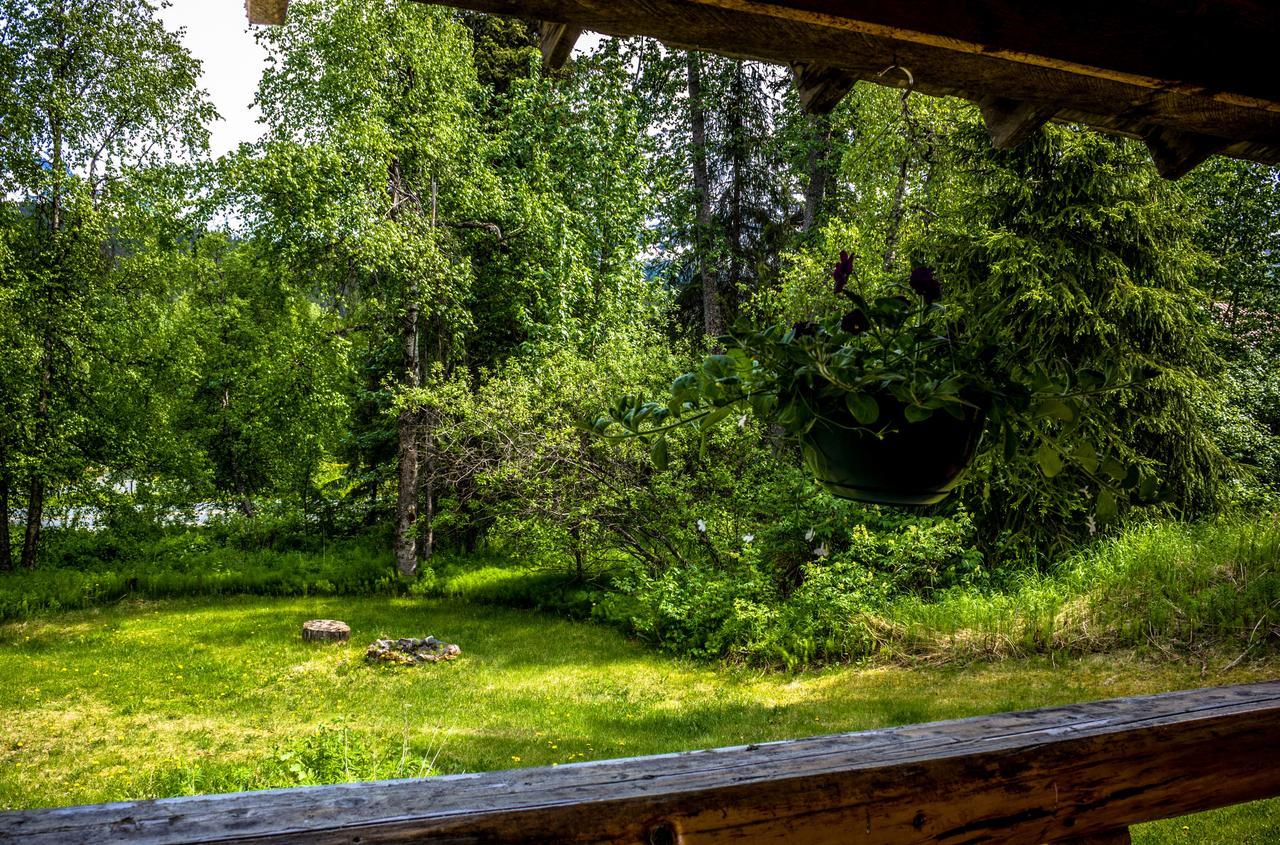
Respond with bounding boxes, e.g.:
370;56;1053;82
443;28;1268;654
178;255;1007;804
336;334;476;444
840;309;870;334
832;250;855;295
909;266;942;304
792;320;819;338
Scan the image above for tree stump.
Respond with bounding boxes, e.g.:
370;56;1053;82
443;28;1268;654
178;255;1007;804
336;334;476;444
302;619;350;643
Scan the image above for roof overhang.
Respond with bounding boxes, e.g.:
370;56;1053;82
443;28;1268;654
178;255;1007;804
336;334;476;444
247;1;1280;178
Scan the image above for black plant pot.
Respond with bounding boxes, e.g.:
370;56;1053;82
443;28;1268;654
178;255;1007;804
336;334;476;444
800;399;986;506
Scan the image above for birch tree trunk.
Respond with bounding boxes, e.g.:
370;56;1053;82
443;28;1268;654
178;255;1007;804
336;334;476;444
882;156;910;272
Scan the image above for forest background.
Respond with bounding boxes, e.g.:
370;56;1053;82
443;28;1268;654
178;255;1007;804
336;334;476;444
1;0;1278;667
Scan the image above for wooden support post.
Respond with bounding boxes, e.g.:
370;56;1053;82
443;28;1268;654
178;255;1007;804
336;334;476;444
1143;126;1226;179
791;62;858;115
540;21;583;72
979;95;1056;149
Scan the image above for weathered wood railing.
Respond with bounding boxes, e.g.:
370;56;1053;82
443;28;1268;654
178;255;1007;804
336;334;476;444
3;682;1279;844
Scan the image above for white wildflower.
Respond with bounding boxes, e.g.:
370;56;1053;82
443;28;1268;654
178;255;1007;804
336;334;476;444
696;519;707;534
804;528;815;542
742;533;755;544
814;544;830;558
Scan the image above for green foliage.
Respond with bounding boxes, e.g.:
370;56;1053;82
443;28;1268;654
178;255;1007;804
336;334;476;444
10;592;1280;845
0;0;215;566
915;122;1232;553
0;532;398;622
885;515;1280;662
595;256;1149;517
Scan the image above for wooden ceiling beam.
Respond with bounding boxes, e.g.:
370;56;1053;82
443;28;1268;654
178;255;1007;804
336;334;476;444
539;21;582;71
245;0;288;26
691;1;1278;113
791;62;857;115
1142;127;1229;179
402;0;1280;173
979;96;1056;149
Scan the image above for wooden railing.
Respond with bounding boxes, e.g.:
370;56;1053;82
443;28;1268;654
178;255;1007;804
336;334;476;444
3;682;1279;844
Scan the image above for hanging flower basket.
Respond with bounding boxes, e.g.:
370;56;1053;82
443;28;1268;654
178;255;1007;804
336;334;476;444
801;399;986;505
593;253;1147;517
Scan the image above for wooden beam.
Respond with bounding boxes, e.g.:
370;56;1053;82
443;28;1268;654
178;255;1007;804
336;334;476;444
979;95;1056;149
685;0;1279;112
244;0;287;26
4;682;1280;844
1064;830;1133;845
404;1;1280;171
539;21;582;72
791;62;857;115
1143;127;1228;179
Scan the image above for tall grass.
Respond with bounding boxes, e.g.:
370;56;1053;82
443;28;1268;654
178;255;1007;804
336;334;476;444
882;516;1280;661
0;534;401;622
3;516;1276;666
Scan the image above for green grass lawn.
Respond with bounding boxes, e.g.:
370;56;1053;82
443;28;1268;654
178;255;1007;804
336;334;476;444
1;595;1276;843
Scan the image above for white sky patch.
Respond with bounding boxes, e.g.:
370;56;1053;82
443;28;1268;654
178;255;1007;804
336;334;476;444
154;5;609;159
157;1;271;159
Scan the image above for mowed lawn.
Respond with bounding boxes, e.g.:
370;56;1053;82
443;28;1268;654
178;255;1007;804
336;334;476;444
0;596;1276;843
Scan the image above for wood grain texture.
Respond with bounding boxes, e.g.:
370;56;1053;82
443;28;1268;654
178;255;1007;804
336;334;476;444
3;682;1280;844
540;21;583;71
979;96;1056;150
791;62;858;115
244;0;288;26
1061;829;1132;845
401;0;1280;168
301;619;350;642
1142;127;1228;179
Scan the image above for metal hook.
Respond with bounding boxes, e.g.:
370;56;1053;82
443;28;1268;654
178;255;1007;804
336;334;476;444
878;65;918;143
877;64;915;93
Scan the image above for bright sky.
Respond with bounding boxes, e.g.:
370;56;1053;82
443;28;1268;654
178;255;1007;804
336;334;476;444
157;2;605;160
157;1;271;159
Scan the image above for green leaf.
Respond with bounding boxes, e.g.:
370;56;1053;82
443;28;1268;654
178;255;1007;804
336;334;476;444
699;406;732;432
1071;442;1099;474
1102;457;1127;481
846;393;880;426
650;435;669;471
1096;489;1118;522
1003;424;1019;461
903;404;933;423
1036;442;1064;478
749;393;777;419
1032;398;1075;422
776;399;813;432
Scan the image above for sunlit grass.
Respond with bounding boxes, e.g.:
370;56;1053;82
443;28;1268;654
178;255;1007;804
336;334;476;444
0;595;1277;842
